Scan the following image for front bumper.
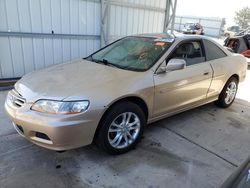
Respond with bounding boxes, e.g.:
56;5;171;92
5;96;104;151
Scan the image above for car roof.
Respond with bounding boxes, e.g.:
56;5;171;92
131;32;211;41
130;32;231;55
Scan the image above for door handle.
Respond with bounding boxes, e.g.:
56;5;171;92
203;72;210;75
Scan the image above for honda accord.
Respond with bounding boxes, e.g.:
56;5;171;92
5;33;248;154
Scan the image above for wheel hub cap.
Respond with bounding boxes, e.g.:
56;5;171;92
108;112;140;149
225;82;237;105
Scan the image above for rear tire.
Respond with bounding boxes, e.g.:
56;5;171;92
96;101;145;155
215;77;238;108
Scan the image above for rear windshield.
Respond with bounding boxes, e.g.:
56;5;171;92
89;37;173;71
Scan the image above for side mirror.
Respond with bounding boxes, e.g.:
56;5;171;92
156;66;167;74
166;59;186;71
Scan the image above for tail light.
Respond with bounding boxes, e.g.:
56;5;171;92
241;50;250;58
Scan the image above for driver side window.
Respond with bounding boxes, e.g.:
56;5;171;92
169;41;205;66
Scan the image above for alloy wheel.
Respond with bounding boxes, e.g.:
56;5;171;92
224;81;237;105
108;112;141;149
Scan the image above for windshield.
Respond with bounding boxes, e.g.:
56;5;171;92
88;37;173;71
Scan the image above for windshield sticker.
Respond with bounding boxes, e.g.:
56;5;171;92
154;42;167;46
154;38;174;43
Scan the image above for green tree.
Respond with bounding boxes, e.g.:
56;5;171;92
234;7;250;29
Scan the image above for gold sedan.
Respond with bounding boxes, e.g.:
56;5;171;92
5;33;248;154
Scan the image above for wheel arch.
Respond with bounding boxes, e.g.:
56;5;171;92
231;74;239;82
93;96;149;140
220;74;239;93
216;73;239;108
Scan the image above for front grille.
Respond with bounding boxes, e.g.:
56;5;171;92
8;89;26;108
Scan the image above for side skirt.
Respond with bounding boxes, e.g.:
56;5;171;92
147;96;218;124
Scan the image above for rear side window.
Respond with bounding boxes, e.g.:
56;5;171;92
204;39;227;61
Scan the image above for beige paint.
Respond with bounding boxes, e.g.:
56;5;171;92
5;34;248;151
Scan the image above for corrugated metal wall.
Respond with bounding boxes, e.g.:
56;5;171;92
107;0;166;43
0;0;167;79
0;0;101;79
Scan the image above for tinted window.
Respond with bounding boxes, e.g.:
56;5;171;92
90;37;173;71
225;39;240;53
170;41;205;66
204;39;227;61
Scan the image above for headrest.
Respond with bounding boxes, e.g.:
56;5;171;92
176;43;194;56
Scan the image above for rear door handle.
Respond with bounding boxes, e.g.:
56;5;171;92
203;72;209;75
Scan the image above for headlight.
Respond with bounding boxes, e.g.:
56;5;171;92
31;100;89;114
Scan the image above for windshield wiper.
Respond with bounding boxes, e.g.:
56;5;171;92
102;59;110;65
92;58;125;69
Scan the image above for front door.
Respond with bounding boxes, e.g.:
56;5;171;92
153;40;213;117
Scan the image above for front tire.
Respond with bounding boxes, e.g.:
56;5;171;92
96;101;145;155
215;77;238;108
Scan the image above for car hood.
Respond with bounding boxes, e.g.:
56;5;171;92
15;59;143;103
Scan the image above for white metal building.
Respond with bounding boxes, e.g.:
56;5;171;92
1;0;224;80
0;0;169;79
